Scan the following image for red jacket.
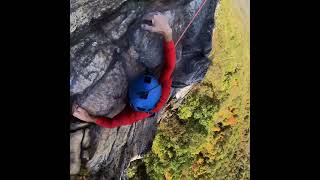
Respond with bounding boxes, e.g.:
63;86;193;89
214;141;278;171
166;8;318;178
95;40;176;128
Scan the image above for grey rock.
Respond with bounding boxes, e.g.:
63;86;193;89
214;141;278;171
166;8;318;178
81;128;92;162
121;46;146;81
82;150;90;162
102;10;138;41
87;114;159;179
82;128;91;149
70;44;118;95
70;130;84;175
70;121;90;131
76;61;128;117
70;0;218;179
70;0;128;33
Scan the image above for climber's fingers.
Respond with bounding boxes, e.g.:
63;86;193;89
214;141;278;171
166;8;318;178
72;106;85;117
72;106;94;123
73;110;80;117
72;108;83;119
72;104;88;116
141;24;155;32
76;107;86;113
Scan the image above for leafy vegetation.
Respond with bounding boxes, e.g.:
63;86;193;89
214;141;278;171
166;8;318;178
126;0;250;179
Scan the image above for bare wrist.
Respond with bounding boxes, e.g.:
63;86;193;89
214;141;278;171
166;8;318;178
89;116;98;123
163;28;172;42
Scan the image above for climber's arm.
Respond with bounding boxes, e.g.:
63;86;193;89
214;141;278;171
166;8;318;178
151;39;176;113
72;105;151;128
94;40;177;125
95;105;151;128
141;13;176;113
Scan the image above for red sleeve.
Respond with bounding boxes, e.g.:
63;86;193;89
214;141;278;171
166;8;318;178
151;40;176;113
95;105;151;128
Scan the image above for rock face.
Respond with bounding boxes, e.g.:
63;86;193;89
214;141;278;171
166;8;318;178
70;0;218;179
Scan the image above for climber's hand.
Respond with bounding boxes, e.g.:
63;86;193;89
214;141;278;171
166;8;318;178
141;12;172;41
72;105;97;123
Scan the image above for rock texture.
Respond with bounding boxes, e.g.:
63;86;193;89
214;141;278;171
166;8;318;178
70;0;218;179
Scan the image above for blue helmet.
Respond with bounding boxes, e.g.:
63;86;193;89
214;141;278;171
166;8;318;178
128;72;162;112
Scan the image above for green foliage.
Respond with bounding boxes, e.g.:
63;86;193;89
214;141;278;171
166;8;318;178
126;162;138;179
126;0;250;179
125;159;151;180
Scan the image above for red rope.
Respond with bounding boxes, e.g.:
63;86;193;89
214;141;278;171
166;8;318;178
175;0;209;47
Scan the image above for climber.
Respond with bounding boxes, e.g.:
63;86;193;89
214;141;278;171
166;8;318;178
72;12;176;128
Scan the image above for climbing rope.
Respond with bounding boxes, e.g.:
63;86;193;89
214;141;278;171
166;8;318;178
175;0;209;47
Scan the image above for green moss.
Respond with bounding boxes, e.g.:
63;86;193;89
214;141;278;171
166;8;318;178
126;159;151;180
